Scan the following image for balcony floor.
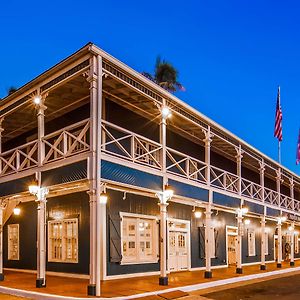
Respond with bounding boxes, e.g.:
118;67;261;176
1;261;300;299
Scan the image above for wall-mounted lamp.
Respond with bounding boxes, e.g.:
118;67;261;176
13;207;21;216
192;206;202;219
236;206;248;216
278;216;287;224
244;219;251;225
100;192;108;204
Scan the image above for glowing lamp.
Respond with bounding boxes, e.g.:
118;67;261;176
161;106;171;119
100;192;108;204
29;184;39;196
13;207;21;216
244;219;251;225
33;96;41;105
194;210;202;219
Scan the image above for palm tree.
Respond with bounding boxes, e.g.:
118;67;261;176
142;56;185;92
8;86;17;95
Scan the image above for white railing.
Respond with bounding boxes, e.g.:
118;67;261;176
166;147;207;184
0;140;38;176
264;187;279;206
210;166;239;194
101;120;162;170
241;178;263;201
1;119;299;214
43;119;90;164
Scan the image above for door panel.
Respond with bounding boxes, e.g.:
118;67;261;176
228;235;236;265
168;231;188;271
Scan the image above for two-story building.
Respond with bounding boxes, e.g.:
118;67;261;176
0;43;299;296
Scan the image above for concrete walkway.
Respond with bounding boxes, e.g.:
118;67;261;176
0;261;299;299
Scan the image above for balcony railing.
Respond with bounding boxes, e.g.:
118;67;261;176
0;140;38;176
43;119;90;164
0;119;298;214
101;120;162;170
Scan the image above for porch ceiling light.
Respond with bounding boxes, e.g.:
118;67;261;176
33;95;41;105
29;184;39;196
288;225;294;231
100;192;108;204
194;210;202;219
278;216;287;224
29;182;49;201
161;106;171;119
163;185;173;199
13;207;21;216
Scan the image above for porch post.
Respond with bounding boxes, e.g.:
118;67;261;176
277;217;283;268
203;127;212;185
260;214;266;270
0;118;4;174
236;209;243;274
87;54;103;296
0;199;6;281
259;161;265;203
204;201;212;278
35;188;47;287
236;146;243;274
276;169;282;209
290;178;295;210
290;222;295;266
159;99;169;286
36;92;47;288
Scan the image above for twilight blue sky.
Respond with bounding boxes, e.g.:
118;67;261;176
0;0;299;174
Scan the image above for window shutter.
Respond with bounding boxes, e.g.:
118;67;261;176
109;214;122;263
199;226;205;259
214;229;219;258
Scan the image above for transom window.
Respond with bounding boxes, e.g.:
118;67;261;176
8;224;19;260
48;218;78;263
121;213;158;264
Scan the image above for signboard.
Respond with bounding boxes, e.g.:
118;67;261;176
287;214;300;222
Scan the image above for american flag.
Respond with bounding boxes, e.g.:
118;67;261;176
274;86;283;142
297;129;300;165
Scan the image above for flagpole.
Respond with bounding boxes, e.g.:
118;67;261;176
278;140;281;164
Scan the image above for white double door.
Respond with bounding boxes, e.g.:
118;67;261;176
168;230;188;271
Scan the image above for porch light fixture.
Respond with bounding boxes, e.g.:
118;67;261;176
278;216;287;224
161;106;171;119
192;206;202;219
163;185;173;199
100;192;108;204
236;207;248;216
33;95;41;105
288;225;294;231
29;182;49;201
244;219;251;225
13;207;21;216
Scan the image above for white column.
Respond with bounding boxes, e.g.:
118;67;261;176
277;218;283;268
276;169;282;208
203;127;213;185
259;161;265;202
36;194;47;287
236;145;243;196
290;178;295;210
0;118;4;174
236;210;243;274
204;201;212;278
87;55;103;297
36;93;47;288
290;222;295;266
159;99;169;286
0;200;6;281
260;215;266;270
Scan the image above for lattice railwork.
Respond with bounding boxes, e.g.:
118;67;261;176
264;187;279;206
241;178;263;201
279;194;294;211
166;148;207;184
101;120;162;170
0;141;38;176
210;166;239;194
43;119;90;164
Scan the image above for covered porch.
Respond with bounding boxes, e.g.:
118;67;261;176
1;261;300;299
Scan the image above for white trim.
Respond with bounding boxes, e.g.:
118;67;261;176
3;268;89;279
105;271;160;281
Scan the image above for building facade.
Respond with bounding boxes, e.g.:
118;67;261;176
0;43;299;296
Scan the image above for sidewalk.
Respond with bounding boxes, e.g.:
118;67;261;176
0;261;299;299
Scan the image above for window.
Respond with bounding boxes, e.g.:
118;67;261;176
48;218;78;263
247;228;256;256
121;213;158;264
8;224;19;260
264;232;269;255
